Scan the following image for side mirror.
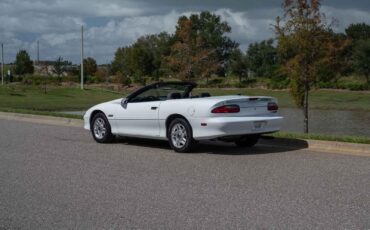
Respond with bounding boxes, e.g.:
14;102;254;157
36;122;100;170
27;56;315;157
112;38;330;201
121;98;128;109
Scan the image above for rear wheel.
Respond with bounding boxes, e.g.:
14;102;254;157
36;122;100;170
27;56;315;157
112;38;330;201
168;118;195;153
235;135;260;147
91;113;114;143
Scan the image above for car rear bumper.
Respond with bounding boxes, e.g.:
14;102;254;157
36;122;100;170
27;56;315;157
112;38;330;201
190;116;283;140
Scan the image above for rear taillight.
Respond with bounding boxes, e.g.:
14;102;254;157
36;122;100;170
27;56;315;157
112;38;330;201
212;105;240;113
268;102;278;112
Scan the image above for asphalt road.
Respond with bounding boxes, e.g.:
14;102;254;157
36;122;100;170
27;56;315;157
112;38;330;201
0;120;369;229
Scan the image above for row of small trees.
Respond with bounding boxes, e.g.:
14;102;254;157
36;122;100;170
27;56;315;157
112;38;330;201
11;51;98;79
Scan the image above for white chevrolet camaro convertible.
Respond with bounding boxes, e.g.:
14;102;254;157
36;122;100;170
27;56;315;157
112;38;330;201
84;82;283;152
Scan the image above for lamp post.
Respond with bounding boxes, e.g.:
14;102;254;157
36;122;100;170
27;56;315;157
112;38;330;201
37;40;39;65
1;43;4;85
81;25;84;90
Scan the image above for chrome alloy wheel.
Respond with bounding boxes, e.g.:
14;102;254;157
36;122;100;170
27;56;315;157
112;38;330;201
171;123;188;148
93;117;107;139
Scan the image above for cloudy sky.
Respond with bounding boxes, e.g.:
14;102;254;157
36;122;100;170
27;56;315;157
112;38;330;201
1;0;370;64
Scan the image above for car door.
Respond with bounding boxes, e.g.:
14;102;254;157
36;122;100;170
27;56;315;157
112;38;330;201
114;88;161;137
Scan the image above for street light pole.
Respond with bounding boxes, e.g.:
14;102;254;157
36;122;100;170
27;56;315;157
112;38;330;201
37;40;39;65
1;43;4;85
80;25;84;90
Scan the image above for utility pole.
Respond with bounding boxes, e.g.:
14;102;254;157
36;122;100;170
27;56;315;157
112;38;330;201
80;25;84;90
37;40;39;65
1;43;4;85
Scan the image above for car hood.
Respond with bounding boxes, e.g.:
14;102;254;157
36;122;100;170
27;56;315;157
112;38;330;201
84;98;123;117
106;98;124;105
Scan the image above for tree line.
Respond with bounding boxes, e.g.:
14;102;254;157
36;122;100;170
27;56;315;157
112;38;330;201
109;11;370;88
10;9;370;90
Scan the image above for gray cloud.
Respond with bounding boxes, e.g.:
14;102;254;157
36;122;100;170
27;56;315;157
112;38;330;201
0;0;369;64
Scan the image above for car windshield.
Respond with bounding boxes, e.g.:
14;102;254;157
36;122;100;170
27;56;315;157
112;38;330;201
129;83;195;103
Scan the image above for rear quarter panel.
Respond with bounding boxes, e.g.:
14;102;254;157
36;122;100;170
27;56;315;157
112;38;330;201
158;98;215;138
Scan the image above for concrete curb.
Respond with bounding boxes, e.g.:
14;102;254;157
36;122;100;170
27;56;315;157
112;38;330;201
0;112;83;128
305;139;370;156
260;137;370;157
0;112;369;156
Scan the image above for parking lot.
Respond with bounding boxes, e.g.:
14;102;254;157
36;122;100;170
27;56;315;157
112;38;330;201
0;119;369;229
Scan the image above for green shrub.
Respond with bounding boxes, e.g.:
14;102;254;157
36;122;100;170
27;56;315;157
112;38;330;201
208;78;223;86
345;83;369;91
317;81;337;89
13;75;24;82
197;77;224;88
88;76;99;84
317;81;369;91
123;77;132;86
20;75;61;86
64;75;79;83
133;71;143;84
242;78;257;85
268;75;290;89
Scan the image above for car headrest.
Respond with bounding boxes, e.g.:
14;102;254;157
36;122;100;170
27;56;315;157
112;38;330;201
200;92;211;97
167;92;182;100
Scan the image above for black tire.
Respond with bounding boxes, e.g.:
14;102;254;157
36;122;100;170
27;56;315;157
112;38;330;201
235;135;260;147
91;112;114;143
168;118;195;153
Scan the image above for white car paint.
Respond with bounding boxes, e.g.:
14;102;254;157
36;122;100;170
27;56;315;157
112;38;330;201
84;95;283;140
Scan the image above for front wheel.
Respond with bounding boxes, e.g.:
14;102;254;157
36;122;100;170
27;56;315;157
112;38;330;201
168;118;195;153
235;135;260;147
91;113;114;143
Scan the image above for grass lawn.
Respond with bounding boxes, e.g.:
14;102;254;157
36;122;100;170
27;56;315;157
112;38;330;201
0;85;122;112
1;84;370;112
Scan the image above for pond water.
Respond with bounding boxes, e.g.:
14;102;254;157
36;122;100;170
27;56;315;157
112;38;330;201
279;108;370;137
61;108;370;137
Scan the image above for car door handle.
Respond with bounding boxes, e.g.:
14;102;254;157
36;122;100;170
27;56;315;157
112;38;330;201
151;106;158;110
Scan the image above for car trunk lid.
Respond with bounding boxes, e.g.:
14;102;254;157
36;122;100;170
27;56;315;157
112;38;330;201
211;96;278;117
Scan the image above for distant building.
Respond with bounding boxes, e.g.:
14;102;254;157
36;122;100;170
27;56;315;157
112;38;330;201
34;61;78;76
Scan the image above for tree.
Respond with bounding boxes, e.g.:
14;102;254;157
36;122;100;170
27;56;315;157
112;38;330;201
111;47;127;75
246;39;278;78
150;32;174;79
345;23;370;42
316;31;351;83
353;39;370;84
275;0;348;133
14;50;34;75
95;66;110;83
112;32;173;82
53;56;66;78
229;48;248;83
345;23;370;79
83;57;97;77
166;12;237;80
166;15;217;81
191;11;238;75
